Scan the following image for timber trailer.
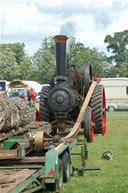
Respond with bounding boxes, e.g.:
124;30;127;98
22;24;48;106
0;35;106;193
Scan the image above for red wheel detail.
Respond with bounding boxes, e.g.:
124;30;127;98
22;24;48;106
102;88;106;135
91;110;94;142
93;75;101;83
83;106;94;142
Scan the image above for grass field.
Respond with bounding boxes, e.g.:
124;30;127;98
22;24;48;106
61;115;128;193
42;113;128;193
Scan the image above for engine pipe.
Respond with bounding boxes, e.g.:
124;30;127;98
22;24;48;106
54;35;68;79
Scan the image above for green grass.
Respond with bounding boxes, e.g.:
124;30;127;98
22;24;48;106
40;115;128;193
61;116;128;193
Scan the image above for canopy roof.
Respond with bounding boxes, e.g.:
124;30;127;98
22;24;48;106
8;79;27;88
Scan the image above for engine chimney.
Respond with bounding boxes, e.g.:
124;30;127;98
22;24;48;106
54;35;68;78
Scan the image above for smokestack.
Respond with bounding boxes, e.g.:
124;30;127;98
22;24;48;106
54;35;68;78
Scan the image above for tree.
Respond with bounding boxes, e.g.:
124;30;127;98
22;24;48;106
104;30;128;77
31;36;110;83
70;45;110;77
0;43;33;80
41;36;56;55
0;46;18;80
32;49;55;83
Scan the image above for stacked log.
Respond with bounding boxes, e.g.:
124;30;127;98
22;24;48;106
0;97;31;132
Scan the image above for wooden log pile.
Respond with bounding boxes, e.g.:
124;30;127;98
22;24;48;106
0;97;31;132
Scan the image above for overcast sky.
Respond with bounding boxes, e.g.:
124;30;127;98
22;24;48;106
0;0;128;56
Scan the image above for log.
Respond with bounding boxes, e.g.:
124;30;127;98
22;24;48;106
0;97;31;132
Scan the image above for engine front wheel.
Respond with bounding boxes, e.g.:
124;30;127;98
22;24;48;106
39;86;51;122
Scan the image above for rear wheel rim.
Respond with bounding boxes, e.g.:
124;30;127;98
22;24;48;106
91;110;94;142
102;88;106;135
59;160;63;189
66;156;70;181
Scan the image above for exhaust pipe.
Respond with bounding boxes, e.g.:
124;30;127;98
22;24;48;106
54;35;68;78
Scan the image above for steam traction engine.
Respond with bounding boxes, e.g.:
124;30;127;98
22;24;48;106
40;35;106;142
0;35;107;193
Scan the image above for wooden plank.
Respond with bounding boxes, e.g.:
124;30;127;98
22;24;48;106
64;81;97;139
0;169;36;193
0;156;45;165
0;150;17;159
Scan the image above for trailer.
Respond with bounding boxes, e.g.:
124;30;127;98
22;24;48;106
0;80;103;193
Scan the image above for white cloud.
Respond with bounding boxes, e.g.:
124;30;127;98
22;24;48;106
1;0;128;56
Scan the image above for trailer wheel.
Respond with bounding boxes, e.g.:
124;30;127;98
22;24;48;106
91;84;106;135
61;151;70;182
39;86;51;121
83;106;94;142
57;159;63;190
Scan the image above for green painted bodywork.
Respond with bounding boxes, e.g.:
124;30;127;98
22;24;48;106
0;135;87;193
0;165;42;169
44;143;69;183
2;136;24;150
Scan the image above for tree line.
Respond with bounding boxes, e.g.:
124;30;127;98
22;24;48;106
0;30;128;84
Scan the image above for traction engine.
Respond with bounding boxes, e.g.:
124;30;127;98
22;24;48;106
39;35;106;142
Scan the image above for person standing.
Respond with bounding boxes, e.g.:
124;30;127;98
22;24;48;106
29;88;37;106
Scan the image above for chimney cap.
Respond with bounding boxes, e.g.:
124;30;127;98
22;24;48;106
54;35;68;43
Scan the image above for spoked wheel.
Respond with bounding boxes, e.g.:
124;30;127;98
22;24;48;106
56;159;63;191
91;84;106;135
39;86;51;122
84;63;92;96
61;151;70;182
47;159;63;192
83;106;94;142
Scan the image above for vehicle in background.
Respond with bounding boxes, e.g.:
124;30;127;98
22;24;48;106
10;90;28;101
100;78;128;111
0;80;10;97
0;80;10;91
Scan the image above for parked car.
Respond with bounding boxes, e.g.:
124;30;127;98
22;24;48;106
10;90;28;101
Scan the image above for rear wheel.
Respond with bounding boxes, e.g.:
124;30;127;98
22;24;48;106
39;86;50;121
91;84;106;135
56;159;63;191
61;152;70;182
83;106;94;142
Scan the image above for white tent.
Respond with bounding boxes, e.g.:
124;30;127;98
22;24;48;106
24;81;42;93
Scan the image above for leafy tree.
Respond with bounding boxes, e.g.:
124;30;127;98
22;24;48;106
104;30;128;77
0;46;18;80
32;36;110;83
41;36;56;55
17;57;33;80
1;43;25;64
0;43;33;80
70;44;110;77
32;49;55;83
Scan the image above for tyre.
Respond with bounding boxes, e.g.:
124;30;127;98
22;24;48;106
39;86;51;121
91;84;106;135
61;151;70;182
83;106;94;142
47;159;63;191
84;63;92;96
57;159;63;190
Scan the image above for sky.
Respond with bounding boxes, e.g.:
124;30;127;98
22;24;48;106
0;0;128;56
